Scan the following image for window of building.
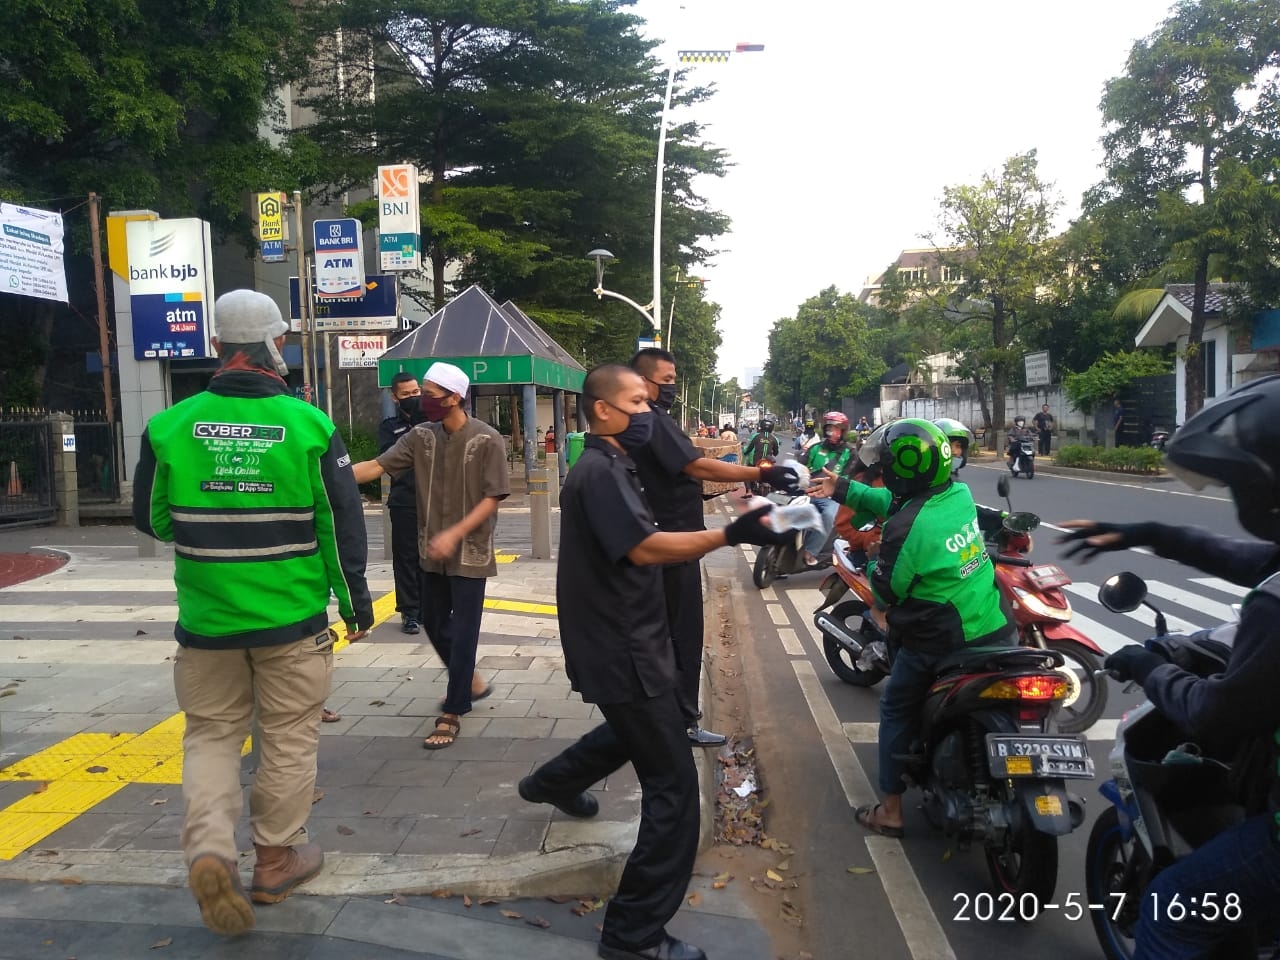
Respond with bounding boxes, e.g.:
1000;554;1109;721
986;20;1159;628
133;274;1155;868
897;267;923;284
1204;338;1217;398
941;265;963;283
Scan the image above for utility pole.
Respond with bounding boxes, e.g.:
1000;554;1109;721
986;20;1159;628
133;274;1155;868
291;190;314;404
87;193;114;429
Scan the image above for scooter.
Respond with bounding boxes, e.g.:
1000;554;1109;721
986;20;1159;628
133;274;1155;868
1150;426;1177;451
751;490;835;588
1010;438;1036;478
1084;572;1279;960
989;476;1108;734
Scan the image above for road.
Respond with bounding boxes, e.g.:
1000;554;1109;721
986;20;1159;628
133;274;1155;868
716;455;1244;960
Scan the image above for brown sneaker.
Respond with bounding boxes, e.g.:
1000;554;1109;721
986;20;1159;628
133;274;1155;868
250;841;324;904
188;853;255;936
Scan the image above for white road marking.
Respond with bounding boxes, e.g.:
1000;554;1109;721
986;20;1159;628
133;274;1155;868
1065;583;1200;635
1144;581;1236;624
760;586;778;602
767;603;790;627
1190;577;1249;599
1086;718;1120;741
742;547;756;564
1060;610;1136;655
865;837;957;960
798;613;827;656
843;722;880;744
790;660;876;809
776;627;805;656
966;463;1231;501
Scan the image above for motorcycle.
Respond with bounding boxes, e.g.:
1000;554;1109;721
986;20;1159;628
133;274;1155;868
1084;572;1279;960
1010;437;1036;479
752;488;835;588
1150;426;1177;452
744;456;775;498
814;478;1108;734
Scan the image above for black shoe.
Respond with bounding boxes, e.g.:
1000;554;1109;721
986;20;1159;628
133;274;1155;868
518;776;599;818
686;726;727;748
401;616;420;635
598;935;706;960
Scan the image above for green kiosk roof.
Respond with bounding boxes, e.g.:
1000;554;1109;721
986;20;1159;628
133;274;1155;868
377;285;586;393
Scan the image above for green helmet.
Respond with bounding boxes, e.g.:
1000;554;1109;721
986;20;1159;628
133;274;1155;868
932;417;974;470
880;418;953;498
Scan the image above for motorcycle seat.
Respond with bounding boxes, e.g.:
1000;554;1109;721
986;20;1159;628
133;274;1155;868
934;644;1063;675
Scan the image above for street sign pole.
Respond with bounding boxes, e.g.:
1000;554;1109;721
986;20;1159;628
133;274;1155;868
291;190;313;403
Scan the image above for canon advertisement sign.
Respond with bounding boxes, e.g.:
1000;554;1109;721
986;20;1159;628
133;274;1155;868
126;218;216;360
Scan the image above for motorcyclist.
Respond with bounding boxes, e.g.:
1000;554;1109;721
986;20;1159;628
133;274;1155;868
1059;375;1280;959
1006;416;1033;471
801;411;854;567
933;418;1006;538
794;418;818;455
822;419;1013;837
741;418;780;497
855;416;873;442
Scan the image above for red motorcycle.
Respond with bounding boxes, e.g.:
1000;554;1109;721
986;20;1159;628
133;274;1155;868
813;477;1107;734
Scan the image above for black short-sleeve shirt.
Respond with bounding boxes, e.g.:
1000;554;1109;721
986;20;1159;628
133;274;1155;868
629;402;704;532
556;434;676;704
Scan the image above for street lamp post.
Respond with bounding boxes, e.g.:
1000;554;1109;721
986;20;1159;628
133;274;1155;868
587;249;656;327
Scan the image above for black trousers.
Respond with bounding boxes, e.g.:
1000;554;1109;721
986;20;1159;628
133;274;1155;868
526;688;699;949
389;506;421;615
1037;430;1052;456
420;573;487;715
662;561;704;727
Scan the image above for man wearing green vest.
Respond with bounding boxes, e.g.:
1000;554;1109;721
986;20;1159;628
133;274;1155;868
812;419;1012;837
134;290;374;937
801;411;854;566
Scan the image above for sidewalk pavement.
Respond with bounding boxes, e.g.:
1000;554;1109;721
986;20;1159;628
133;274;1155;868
0;490;770;958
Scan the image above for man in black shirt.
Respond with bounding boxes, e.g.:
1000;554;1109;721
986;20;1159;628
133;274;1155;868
519;364;789;960
628;348;801;747
378;372;422;634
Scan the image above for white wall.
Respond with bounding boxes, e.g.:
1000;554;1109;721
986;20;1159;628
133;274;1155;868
893;385;1088;436
1173;321;1231;423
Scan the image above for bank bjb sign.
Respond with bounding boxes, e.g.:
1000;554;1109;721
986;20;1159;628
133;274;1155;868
313;217;365;299
125;218;215;360
338;335;387;369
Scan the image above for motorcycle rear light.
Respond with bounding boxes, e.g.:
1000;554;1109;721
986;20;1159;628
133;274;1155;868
979;675;1069;701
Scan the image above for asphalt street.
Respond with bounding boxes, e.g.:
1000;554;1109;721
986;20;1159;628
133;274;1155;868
719;452;1247;960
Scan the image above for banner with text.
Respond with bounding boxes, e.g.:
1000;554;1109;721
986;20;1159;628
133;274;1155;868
377;164;421;272
288;275;397;331
0;203;69;303
313;217;365;298
125;218;215;360
338;335;388;368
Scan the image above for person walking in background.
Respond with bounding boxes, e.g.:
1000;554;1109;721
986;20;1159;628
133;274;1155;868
379;372;422;635
133;289;373;937
353;362;510;750
1112;397;1126;444
1032;403;1054;457
517;363;791;960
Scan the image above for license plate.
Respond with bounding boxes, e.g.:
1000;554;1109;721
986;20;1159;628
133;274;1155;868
1027;564;1072;588
986;734;1094;779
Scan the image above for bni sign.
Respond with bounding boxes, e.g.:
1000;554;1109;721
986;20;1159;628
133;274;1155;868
125;218;215;360
313;218;365;299
377;164;421;272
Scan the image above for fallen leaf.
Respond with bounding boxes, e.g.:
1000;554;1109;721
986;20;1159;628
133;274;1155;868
942;849;952;863
149;936;173;949
463;895;473;908
525;916;551;928
369;700;387;707
780;898;804;927
846;867;875;875
85;766;108;774
429;889;452;899
766;869;783;882
460;827;482;837
57;877;83;885
775;859;790;872
479;898;501;905
136;629;148;636
148;798;167;806
336;825;355;836
31;782;48;794
383;894;407;906
761;838;779;850
499;909;523;919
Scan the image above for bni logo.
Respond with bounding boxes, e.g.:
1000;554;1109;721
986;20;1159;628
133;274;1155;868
149;232;177;258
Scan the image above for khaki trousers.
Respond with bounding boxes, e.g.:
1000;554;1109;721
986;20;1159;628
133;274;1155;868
173;632;333;864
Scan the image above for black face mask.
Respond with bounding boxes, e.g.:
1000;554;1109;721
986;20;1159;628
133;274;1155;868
605;403;654;450
399;396;424;423
648;380;677;410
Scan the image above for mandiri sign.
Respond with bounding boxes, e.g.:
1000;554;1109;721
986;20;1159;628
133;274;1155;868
0;203;69;303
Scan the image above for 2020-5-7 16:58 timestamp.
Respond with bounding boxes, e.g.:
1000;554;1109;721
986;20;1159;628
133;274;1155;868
952;892;1243;923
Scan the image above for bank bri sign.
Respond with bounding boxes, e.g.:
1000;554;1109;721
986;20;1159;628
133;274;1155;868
125;218;215;360
313;217;365;299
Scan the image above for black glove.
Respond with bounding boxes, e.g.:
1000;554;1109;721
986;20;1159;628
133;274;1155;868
1057;521;1158;562
725;506;793;547
760;464;802;495
1104;644;1165;684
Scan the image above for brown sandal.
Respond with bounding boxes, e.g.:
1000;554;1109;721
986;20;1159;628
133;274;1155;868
423;715;460;750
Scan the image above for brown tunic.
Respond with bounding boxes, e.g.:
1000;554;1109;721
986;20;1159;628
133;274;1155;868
376;416;510;578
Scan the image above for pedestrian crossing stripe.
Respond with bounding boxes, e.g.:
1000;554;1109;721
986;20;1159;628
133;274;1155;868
678;50;731;63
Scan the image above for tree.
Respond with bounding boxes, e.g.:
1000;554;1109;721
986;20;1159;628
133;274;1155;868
1063;350;1172;414
1097;0;1280;417
908;152;1061;442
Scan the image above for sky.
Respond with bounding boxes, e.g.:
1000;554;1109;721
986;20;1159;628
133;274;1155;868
626;0;1181;383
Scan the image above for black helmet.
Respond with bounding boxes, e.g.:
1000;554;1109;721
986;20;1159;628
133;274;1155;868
879;418;953;498
1165;374;1280;541
761;418;775;432
933;417;974;470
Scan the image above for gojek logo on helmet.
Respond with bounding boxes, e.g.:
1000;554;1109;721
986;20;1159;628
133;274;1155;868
890;434;951;479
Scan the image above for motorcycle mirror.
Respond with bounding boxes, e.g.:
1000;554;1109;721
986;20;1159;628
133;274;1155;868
997;476;1010;499
1098;571;1148;614
1003;511;1040;534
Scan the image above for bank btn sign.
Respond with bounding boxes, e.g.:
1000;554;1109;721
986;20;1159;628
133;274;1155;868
313;217;365;299
125;218;215;360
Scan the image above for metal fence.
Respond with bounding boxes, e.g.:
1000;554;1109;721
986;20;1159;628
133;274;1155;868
0;411;55;526
68;411;122;503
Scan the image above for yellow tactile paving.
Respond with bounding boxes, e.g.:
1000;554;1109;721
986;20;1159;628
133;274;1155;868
0;584;557;860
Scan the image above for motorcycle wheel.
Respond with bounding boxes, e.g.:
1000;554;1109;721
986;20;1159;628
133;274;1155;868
984;785;1059;904
1027;463;1035;479
821;599;888;687
752;546;778;589
1048;639;1108;734
1085;807;1139;960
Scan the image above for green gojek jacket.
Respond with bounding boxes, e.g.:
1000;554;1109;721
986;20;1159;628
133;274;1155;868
133;369;374;648
864;481;1011;654
805;441;854;479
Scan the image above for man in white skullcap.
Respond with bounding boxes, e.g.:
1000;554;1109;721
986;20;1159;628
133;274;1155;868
133;289;373;936
354;362;510;748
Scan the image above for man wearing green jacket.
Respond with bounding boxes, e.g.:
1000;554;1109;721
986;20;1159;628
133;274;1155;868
134;289;374;937
812;419;1012;837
